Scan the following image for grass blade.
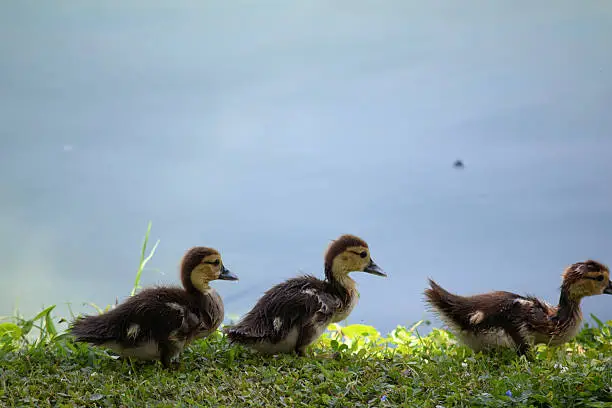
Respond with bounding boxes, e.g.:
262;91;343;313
32;305;56;322
45;312;57;336
130;221;160;296
590;313;604;329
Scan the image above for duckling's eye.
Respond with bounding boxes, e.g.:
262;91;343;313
595;275;604;281
359;251;367;259
213;259;220;266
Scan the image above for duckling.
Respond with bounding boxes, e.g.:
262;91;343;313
425;260;612;356
224;234;387;356
70;246;238;368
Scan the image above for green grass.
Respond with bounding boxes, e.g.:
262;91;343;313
1;224;611;407
0;319;610;407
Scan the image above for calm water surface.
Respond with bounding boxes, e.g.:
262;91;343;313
1;1;611;334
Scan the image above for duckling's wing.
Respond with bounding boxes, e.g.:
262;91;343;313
124;288;205;342
511;295;556;332
71;288;198;346
226;276;335;343
425;280;529;330
193;290;224;337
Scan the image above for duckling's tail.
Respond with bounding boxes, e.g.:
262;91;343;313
223;325;256;344
424;279;467;326
69;314;116;344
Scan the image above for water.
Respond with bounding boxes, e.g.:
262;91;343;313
1;1;611;335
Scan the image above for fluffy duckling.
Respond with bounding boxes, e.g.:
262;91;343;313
224;234;387;356
70;246;238;368
425;260;612;356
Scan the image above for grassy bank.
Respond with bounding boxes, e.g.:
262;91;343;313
0;311;610;407
1;225;610;407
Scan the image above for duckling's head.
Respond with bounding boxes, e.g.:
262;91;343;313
324;234;386;283
561;260;611;300
180;247;238;294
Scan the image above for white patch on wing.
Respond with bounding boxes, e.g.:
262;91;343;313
331;293;358;323
468;311;485;325
126;323;140;339
513;298;533;307
273;317;283;331
541;300;554;309
251;327;300;354
302;288;339;317
166;302;185;314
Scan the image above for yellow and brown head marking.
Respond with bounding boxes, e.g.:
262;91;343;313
180;246;238;293
323;234;386;282
324;235;368;271
562;260;611;299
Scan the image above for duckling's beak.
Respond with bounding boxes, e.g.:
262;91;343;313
218;265;238;281
604;280;612;295
364;258;387;277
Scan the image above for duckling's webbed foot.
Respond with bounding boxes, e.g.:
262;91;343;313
505;326;531;358
515;342;532;358
294;323;318;357
160;357;181;370
168;361;182;370
159;341;181;369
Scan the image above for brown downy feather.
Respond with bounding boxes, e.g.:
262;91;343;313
70;287;223;345
224;234;385;356
424;260;611;356
70;246;237;368
224;276;343;345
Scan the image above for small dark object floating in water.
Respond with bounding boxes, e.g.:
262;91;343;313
453;160;464;169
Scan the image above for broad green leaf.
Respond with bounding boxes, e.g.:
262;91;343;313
340;324;379;339
0;322;22;339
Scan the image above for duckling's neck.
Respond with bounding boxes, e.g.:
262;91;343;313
324;266;358;297
554;287;582;323
332;273;357;293
191;280;213;296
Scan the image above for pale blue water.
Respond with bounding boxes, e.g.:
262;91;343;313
1;1;611;335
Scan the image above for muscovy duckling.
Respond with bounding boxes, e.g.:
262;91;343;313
224;234;387;355
70;246;238;368
425;260;612;356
